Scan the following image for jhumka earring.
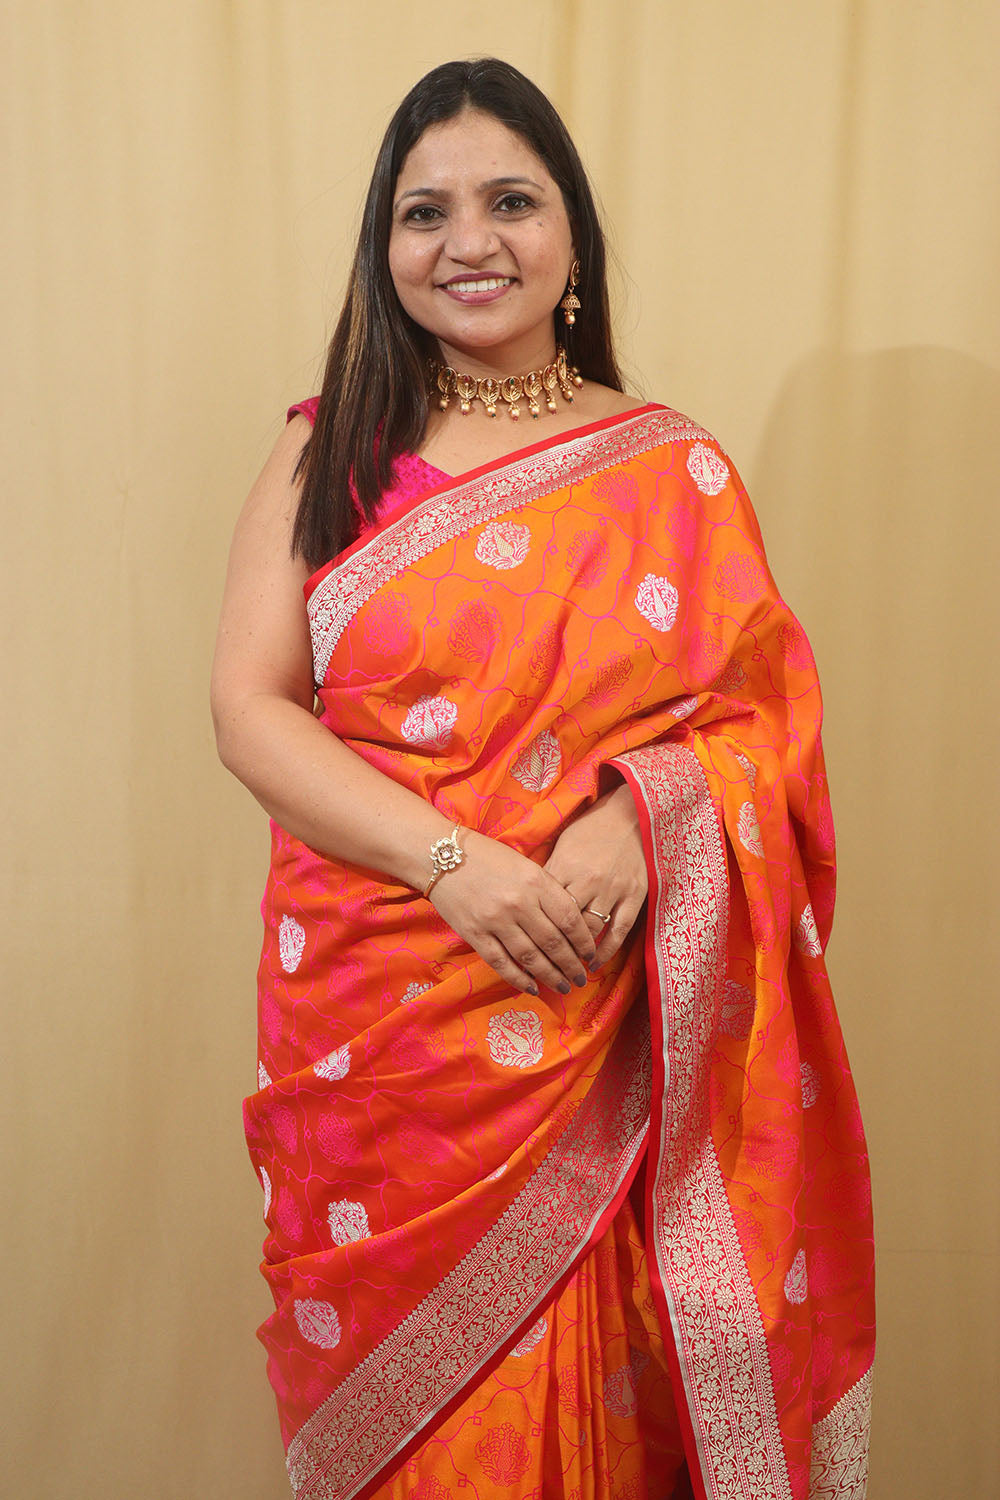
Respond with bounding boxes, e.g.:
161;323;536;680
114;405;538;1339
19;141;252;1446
560;258;582;326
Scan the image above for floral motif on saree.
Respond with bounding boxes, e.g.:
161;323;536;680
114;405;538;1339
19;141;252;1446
243;403;875;1500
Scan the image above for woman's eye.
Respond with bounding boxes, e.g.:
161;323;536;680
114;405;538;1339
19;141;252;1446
404;204;442;224
496;193;533;213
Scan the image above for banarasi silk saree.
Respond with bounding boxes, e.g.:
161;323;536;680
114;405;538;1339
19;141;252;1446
243;398;875;1500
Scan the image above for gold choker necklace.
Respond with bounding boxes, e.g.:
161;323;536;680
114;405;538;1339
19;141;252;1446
430;346;584;421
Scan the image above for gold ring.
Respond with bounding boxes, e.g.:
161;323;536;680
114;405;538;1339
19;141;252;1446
586;907;611;925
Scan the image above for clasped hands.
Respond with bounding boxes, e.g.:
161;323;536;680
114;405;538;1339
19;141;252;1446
428;781;648;998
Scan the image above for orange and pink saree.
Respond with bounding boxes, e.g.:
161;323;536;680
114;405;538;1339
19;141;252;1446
243;401;875;1500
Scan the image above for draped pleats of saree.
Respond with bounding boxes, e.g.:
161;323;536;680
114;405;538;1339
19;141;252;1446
373;1196;687;1500
243;403;875;1500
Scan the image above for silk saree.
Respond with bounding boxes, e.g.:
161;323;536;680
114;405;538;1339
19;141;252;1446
243;400;875;1500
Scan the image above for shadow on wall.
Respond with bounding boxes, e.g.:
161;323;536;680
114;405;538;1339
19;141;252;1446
752;346;1000;1498
749;342;1000;1005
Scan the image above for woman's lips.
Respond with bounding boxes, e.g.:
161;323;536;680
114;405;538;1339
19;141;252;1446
438;276;515;305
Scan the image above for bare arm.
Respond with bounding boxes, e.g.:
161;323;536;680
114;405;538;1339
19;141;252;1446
210;418;597;993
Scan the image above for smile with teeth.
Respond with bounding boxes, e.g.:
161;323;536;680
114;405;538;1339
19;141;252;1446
443;276;514;292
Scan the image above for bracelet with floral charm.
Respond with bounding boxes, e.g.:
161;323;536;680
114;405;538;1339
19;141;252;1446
423;824;465;898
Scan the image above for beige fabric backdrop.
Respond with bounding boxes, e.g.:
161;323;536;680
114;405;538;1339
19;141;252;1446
3;2;997;1496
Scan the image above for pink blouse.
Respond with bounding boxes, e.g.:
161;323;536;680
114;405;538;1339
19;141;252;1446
287;397;451;544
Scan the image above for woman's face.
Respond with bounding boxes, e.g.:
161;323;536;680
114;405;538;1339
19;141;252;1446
388;108;575;372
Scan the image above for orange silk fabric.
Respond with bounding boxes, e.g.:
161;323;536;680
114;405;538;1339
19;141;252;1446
373;1197;687;1500
243;404;874;1500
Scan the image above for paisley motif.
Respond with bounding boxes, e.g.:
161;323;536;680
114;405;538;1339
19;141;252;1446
714;550;769;602
735;751;758;788
293;1298;342;1350
362;590;411;657
784;1249;809;1305
401;694;458;749
278;914;305;974
447;599;501;662
716;659;749;693
315;1111;362;1164
400;980;431;1005
603;1350;649;1418
720;979;755;1039
737;801;765;857
486;1008;544;1068
474;521;530;570
590;467;639;511
566;527;610;587
686;440;730;495
778;619;815;670
313;1044;350;1082
583;653;633;707
475;1422;532;1483
509;1314;548;1357
326;1199;370;1245
634;572;679;632
794;904;823;956
668;694;698;720
510;730;561;792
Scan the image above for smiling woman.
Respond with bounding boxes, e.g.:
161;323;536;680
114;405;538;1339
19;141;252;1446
389;112;630;466
388;114;575;365
282;60;631;570
211;56;874;1500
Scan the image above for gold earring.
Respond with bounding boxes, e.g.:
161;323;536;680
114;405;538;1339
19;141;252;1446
560;259;582;327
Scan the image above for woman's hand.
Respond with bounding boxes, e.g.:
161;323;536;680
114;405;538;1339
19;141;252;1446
427;831;598;997
542;782;648;966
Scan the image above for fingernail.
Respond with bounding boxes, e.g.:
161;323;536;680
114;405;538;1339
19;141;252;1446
558;981;570;995
526;983;539;997
575;972;587;987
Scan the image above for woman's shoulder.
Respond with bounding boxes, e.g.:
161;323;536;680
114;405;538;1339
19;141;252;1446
574;383;645;423
601;387;646;417
580;386;719;450
621;393;727;451
288;396;320;426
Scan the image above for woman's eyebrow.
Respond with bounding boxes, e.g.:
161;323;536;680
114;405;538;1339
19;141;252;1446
479;176;544;192
394;176;545;208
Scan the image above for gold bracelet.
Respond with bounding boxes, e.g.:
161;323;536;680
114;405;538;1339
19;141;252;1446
423;824;465;898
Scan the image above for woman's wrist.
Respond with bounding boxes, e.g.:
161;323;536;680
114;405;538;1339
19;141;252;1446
585;778;639;829
605;780;639;823
423;823;466;898
392;808;464;895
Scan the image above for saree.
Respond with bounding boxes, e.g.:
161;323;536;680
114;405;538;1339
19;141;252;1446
243;400;875;1500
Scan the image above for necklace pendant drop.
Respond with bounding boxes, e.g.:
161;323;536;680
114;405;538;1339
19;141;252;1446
427;346;582;420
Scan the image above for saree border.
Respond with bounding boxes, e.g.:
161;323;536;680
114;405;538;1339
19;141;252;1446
285;1001;653;1500
307;406;710;684
808;1367;873;1500
611;743;795;1500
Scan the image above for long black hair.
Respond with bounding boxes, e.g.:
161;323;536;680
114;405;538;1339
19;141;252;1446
291;58;623;570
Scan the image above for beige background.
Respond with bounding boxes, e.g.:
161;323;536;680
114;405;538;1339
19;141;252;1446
3;2;997;1496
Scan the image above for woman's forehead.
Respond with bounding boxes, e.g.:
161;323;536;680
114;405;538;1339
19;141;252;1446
396;109;550;192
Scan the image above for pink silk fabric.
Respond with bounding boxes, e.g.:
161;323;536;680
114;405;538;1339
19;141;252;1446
244;400;875;1500
287;396;452;533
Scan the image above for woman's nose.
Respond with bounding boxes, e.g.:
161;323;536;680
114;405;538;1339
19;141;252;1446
442;209;501;266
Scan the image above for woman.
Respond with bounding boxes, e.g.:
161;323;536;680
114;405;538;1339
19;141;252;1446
212;58;874;1500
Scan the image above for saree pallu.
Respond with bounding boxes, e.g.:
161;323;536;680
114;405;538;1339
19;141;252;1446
243;403;875;1500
